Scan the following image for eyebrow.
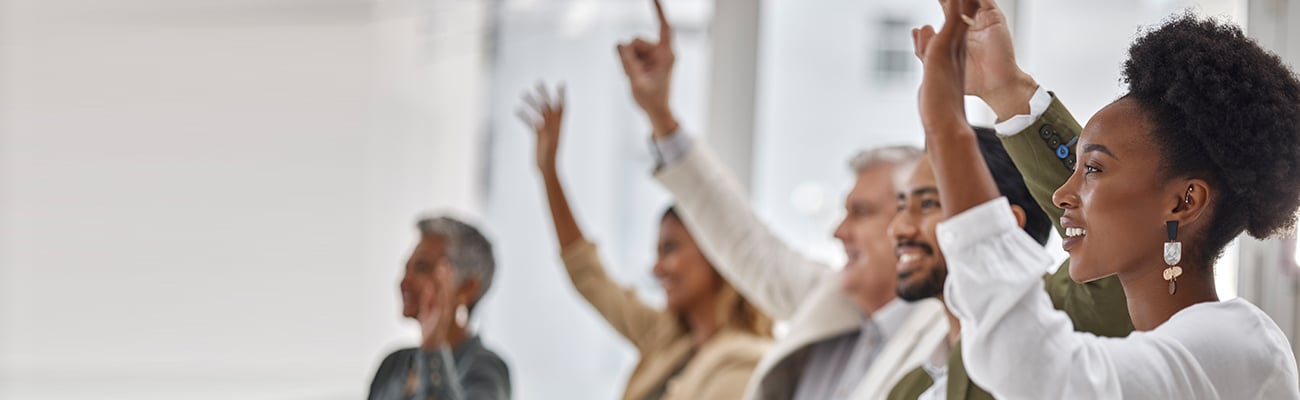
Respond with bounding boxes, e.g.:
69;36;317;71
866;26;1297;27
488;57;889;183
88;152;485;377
910;187;939;197
1082;144;1118;160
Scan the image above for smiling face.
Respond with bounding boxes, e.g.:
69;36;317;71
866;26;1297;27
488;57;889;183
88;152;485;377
653;214;722;313
888;155;948;301
1052;98;1191;282
833;165;904;304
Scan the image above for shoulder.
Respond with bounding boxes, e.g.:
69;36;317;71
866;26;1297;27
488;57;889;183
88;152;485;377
464;341;512;378
886;366;934;400
1157;299;1298;389
698;330;773;368
377;347;419;368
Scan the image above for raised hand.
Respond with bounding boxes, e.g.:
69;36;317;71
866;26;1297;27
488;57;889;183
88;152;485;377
913;0;1003;218
417;259;459;350
617;0;679;138
917;0;1037;121
914;0;978;137
517;83;566;174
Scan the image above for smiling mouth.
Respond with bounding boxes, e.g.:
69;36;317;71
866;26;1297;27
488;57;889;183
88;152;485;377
899;253;921;263
1065;227;1088;238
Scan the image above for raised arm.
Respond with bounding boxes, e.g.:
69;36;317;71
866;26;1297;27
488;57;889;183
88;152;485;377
519;84;675;350
913;0;1000;217
617;0;831;319
955;0;1133;337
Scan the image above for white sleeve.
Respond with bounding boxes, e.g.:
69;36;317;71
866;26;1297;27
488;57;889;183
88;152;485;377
937;198;1217;400
993;86;1051;136
653;140;831;320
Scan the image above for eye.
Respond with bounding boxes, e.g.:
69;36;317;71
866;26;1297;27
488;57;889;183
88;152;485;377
1084;164;1102;175
920;199;941;210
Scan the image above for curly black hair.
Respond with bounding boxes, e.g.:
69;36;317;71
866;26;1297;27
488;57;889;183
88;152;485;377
1122;12;1300;263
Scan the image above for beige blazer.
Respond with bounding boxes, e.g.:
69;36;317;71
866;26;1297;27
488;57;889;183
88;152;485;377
561;240;772;400
654;141;948;400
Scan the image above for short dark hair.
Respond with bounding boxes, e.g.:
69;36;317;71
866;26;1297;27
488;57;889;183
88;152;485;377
974;126;1053;245
1123;12;1300;263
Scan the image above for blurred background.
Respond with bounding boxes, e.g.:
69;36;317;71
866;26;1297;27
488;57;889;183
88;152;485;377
1;0;1297;399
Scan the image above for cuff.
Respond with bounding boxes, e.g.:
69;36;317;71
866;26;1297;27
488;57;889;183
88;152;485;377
937;197;1020;251
993;86;1051;136
650;129;694;168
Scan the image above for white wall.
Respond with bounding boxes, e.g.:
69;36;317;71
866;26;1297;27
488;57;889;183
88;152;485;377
0;0;487;398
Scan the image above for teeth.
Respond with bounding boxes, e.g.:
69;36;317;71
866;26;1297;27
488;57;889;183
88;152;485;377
899;253;920;263
1065;227;1088;238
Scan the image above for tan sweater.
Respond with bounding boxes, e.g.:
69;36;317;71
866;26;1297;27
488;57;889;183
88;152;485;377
561;239;771;400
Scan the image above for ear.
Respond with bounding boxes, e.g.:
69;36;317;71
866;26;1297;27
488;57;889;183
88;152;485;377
1169;179;1212;229
1009;204;1028;229
456;277;482;308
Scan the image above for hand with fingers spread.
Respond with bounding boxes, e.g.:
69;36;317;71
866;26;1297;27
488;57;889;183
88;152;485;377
517;83;566;174
617;0;679;139
417;259;459;350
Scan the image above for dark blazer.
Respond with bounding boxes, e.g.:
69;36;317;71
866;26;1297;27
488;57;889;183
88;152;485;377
369;336;511;400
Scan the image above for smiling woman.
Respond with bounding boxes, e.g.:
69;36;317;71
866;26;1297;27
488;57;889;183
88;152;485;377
519;82;773;400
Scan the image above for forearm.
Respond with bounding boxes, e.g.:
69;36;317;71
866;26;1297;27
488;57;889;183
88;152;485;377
927;129;1002;219
540;167;586;251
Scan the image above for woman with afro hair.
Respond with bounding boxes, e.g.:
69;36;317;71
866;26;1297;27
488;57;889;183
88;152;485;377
910;0;1300;398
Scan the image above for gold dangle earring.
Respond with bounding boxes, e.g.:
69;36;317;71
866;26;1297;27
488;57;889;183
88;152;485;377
1163;221;1183;294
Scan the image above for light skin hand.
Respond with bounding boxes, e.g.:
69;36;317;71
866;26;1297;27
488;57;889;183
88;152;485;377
616;0;679;139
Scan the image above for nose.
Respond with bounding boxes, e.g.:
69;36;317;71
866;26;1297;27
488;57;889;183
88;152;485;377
1053;174;1082;210
652;258;667;279
888;209;917;242
833;216;850;241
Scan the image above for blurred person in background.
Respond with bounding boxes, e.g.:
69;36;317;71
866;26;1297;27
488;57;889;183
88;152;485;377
369;217;512;400
616;1;949;399
913;0;1300;397
518;82;773;400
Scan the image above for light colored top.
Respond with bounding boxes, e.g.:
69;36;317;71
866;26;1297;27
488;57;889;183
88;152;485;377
652;133;948;400
914;340;950;400
793;299;917;400
992;86;1051;135
560;239;771;400
938;197;1300;399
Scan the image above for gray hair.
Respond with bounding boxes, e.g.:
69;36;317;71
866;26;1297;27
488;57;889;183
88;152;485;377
848;145;924;187
417;216;496;310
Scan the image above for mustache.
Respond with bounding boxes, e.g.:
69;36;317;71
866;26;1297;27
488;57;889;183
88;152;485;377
895;240;935;255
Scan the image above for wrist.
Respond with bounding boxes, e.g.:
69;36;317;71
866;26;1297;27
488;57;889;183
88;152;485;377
646;108;679;139
983;72;1038;122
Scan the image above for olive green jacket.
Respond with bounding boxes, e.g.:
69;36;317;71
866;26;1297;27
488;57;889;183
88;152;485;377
888;94;1135;400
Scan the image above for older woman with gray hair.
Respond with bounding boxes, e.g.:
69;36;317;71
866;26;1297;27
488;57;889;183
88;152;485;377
369;216;512;400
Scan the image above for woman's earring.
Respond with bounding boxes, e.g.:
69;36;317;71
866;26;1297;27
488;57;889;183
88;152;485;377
1164;221;1183;295
455;304;470;328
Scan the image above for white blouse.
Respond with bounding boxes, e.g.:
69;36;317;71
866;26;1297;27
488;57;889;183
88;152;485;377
937;197;1300;399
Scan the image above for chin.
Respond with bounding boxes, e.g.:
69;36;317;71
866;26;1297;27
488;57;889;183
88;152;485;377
1067;259;1106;283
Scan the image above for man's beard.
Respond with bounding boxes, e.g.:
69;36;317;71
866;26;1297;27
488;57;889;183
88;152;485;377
897;262;947;301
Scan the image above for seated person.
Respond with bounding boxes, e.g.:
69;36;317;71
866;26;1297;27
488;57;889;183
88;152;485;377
518;83;773;400
370;217;512;400
914;1;1300;398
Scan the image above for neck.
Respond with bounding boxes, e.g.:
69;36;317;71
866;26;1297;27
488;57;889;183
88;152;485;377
447;324;469;348
853;289;897;317
1117;262;1219;331
685;296;721;346
937;294;961;346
